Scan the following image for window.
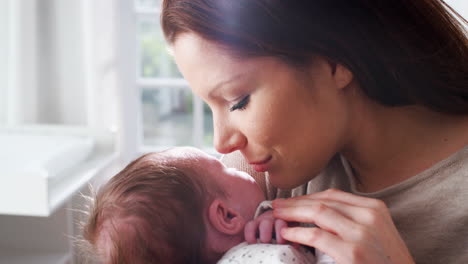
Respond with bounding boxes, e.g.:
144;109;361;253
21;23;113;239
134;0;214;152
0;0;119;217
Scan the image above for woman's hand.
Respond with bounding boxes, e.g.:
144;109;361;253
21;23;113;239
272;189;415;264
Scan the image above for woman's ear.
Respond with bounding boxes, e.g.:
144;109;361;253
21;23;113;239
324;58;353;90
332;62;354;90
207;199;245;235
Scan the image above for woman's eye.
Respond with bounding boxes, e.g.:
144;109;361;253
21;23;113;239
229;95;250;112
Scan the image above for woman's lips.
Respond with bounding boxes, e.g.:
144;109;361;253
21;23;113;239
249;156;272;172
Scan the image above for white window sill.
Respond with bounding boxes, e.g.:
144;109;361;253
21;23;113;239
0;251;70;264
0;128;117;217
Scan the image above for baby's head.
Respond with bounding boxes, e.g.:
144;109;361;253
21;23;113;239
82;147;265;264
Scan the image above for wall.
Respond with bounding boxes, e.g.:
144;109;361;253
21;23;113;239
0;1;9;124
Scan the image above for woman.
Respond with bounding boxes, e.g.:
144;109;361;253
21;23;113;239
161;0;468;263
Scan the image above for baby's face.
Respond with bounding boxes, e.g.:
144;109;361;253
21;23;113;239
166;147;265;221
201;156;266;221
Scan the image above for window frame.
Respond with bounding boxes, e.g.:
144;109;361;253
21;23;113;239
133;3;216;155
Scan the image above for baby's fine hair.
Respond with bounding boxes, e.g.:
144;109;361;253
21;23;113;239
81;150;225;264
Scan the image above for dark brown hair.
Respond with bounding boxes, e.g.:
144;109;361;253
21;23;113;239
82;152;224;264
162;0;468;114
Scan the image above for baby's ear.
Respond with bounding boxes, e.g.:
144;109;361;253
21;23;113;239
207;199;245;235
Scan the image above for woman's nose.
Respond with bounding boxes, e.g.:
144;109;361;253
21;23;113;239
213;119;246;154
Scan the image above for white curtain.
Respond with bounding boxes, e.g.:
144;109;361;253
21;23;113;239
0;0;41;125
0;0;120;130
0;0;10;125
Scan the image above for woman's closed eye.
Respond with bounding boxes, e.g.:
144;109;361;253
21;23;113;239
229;95;250;112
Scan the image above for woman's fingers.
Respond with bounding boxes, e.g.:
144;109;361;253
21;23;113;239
273;198;377;226
303;188;387;210
272;190;415;264
273;191;391;227
273;203;364;241
281;226;347;263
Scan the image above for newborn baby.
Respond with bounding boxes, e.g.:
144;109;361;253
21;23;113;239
82;147;332;263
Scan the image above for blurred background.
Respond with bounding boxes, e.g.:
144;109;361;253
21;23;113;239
0;0;466;263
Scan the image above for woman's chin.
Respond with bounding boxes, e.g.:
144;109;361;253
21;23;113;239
268;168;317;190
267;172;301;190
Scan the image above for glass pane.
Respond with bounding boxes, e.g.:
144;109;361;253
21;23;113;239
135;0;161;9
142;87;194;146
138;17;182;78
204;104;214;147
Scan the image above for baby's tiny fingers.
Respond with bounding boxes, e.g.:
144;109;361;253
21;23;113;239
244;220;259;244
275;219;288;244
259;219;274;243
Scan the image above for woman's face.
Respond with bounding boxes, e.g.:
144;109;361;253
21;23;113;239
173;33;352;189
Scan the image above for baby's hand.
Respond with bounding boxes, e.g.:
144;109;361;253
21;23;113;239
244;210;288;244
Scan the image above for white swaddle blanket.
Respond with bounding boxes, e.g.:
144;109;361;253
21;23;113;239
218;242;316;264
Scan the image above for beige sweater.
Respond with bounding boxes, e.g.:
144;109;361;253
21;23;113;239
221;146;468;264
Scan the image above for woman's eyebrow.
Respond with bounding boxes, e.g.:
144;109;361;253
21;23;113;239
208;73;247;99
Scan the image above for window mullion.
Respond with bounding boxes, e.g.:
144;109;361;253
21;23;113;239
193;95;204;148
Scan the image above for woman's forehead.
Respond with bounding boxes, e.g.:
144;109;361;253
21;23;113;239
173;33;289;98
173;34;243;86
173;33;226;63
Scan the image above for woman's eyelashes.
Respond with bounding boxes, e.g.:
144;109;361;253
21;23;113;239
229;95;250;112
